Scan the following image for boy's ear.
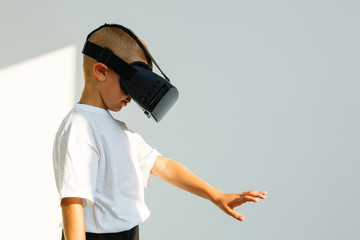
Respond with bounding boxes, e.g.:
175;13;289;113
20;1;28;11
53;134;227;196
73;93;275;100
93;62;109;82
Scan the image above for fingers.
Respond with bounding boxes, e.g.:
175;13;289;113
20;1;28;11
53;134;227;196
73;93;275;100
242;190;267;200
228;190;267;208
244;195;260;203
228;196;256;209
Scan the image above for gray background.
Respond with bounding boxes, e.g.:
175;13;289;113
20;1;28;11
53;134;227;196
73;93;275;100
1;0;359;239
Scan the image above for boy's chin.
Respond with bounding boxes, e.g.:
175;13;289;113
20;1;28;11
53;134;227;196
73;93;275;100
107;105;123;112
112;107;123;112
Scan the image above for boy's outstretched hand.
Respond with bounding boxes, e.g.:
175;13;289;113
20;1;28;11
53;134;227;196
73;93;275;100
213;190;267;221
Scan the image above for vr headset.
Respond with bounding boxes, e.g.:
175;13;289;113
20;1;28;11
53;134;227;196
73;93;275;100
82;23;178;122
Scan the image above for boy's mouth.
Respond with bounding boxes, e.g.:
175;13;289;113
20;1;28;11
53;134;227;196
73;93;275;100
122;99;131;106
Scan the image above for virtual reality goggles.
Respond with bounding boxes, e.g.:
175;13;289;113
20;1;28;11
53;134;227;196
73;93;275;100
82;23;178;122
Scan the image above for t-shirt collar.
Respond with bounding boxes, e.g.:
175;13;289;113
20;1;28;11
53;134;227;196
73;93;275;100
75;103;111;116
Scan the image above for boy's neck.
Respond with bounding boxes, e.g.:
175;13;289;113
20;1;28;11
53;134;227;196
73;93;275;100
79;88;107;110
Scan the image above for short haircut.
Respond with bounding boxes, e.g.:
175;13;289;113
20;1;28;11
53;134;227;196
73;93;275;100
83;26;151;80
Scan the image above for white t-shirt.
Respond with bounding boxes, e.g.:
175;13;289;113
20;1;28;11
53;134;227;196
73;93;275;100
53;104;160;233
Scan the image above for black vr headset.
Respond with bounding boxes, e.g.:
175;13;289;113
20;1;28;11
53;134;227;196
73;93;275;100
82;23;178;122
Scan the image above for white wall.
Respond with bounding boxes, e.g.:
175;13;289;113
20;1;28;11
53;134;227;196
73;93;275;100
1;1;359;239
0;46;76;239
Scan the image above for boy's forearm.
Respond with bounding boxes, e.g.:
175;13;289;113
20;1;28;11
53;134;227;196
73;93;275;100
61;198;86;240
151;156;222;203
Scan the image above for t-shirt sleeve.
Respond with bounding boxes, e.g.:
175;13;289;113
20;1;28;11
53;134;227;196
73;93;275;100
125;127;160;188
54;135;99;207
135;135;160;188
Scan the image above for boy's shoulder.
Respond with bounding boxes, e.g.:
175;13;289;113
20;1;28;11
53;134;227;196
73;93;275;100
56;104;106;139
56;106;93;140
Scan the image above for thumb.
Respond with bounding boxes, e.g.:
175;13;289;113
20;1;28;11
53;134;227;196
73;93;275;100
226;207;244;222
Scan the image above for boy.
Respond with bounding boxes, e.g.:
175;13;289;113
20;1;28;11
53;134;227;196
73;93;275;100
53;23;267;240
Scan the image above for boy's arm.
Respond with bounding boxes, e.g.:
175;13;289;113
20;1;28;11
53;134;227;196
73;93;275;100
61;197;86;240
151;155;267;221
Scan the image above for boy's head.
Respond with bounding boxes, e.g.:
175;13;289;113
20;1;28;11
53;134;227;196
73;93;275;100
83;26;152;81
81;25;151;112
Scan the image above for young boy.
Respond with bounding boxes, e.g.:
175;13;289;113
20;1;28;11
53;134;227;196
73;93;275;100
53;23;267;240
